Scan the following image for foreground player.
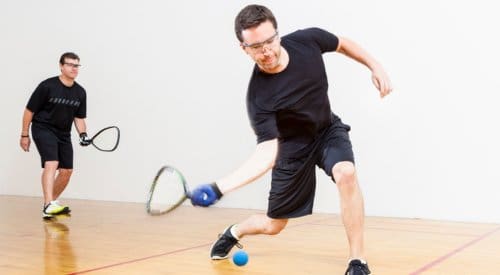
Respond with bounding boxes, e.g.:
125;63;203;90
190;5;392;274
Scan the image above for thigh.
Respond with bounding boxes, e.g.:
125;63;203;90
57;135;73;169
268;155;317;219
317;122;355;182
31;124;59;168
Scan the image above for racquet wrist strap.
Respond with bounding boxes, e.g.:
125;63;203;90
211;182;223;199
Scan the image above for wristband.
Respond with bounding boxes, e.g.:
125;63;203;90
21;135;29;138
210;182;223;199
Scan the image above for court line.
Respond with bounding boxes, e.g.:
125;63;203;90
67;242;212;275
408;225;500;274
67;217;328;274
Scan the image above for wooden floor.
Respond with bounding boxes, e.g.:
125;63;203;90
1;195;499;275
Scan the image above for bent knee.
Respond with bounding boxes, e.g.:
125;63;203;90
332;161;356;183
264;219;288;235
266;219;288;235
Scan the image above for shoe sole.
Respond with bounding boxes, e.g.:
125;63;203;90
211;254;229;260
210;254;229;260
43;208;70;218
56;207;71;215
43;214;71;221
47;207;71;216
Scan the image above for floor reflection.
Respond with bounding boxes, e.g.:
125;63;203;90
43;214;76;274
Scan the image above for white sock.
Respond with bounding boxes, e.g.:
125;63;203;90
230;224;241;240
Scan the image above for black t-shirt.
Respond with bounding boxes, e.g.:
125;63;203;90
26;76;86;133
246;28;339;149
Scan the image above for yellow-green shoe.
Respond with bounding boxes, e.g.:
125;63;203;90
43;201;66;218
52;200;71;214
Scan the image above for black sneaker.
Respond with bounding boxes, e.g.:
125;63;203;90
345;259;371;275
210;225;242;260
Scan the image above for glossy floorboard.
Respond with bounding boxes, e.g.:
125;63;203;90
1;195;499;275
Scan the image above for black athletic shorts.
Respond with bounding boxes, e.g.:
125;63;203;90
31;122;73;169
267;119;354;219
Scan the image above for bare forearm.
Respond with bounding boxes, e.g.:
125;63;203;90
21;109;33;135
337;37;380;71
217;139;278;194
337;36;393;97
74;118;87;134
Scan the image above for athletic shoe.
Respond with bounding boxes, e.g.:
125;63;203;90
42;201;67;218
345;259;371;275
52;200;71;214
210;225;242;260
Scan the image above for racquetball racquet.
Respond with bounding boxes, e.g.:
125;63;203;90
89;126;120;152
146;165;191;215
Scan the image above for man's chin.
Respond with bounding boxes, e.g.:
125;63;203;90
259;62;278;71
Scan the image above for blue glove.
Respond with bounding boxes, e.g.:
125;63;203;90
190;183;223;207
79;132;91;146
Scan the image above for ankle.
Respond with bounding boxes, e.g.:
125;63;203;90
230;224;241;240
349;258;367;264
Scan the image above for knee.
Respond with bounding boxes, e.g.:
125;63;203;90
264;219;288;235
44;161;59;170
332;161;356;185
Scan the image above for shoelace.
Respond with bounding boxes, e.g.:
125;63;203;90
218;233;243;249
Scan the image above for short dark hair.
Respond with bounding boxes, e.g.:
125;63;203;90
59;52;80;65
234;4;277;42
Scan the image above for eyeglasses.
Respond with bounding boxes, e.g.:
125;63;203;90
242;31;279;53
64;62;81;68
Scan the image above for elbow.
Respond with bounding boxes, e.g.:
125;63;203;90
265;140;278;169
267;154;277;169
270;145;278;168
257;138;278;170
260;149;276;170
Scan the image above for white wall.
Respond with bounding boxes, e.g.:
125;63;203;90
1;0;499;223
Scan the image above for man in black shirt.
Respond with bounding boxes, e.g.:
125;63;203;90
20;52;91;219
190;5;392;274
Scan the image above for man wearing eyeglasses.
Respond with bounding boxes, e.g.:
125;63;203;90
190;5;392;274
20;52;91;219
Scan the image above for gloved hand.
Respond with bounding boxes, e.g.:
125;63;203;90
79;132;91;146
190;182;223;207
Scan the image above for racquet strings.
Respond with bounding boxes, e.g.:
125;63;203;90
92;127;119;151
148;167;187;214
